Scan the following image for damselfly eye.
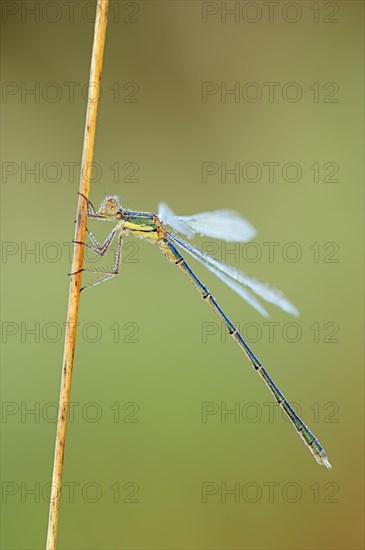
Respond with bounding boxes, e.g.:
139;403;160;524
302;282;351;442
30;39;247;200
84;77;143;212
99;195;121;217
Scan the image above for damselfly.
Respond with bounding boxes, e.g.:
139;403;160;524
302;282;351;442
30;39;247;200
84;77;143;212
73;194;332;469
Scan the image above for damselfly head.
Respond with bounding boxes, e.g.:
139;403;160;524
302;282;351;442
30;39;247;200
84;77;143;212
98;195;122;217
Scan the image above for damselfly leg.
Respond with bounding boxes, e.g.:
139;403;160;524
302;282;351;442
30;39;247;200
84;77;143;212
78;232;124;291
70;194;124;290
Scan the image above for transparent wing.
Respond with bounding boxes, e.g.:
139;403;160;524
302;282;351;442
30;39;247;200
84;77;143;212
169;233;299;317
179;209;256;242
158;202;256;242
200;263;269;317
158;203;194;239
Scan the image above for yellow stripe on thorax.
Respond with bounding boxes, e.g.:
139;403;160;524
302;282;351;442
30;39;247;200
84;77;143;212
123;219;161;241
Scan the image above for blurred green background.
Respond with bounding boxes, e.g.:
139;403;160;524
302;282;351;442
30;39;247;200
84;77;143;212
1;1;364;549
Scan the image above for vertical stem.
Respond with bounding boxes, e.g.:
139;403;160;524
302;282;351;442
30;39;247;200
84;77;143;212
46;1;109;548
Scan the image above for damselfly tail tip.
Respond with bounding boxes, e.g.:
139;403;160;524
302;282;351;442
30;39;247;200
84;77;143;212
316;452;332;470
322;455;332;470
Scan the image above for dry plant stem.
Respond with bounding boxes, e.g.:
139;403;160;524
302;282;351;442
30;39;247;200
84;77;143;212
46;1;109;548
